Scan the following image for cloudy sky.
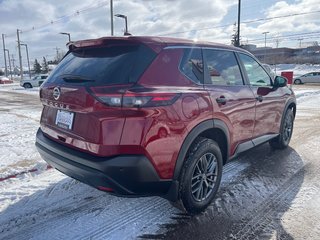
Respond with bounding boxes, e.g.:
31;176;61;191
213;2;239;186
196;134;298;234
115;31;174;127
0;0;320;68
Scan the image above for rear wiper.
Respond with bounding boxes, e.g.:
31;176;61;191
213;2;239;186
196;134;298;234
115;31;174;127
60;74;95;82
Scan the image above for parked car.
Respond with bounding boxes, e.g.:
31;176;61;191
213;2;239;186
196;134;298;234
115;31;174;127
0;76;13;84
294;72;320;84
35;36;296;214
20;74;49;88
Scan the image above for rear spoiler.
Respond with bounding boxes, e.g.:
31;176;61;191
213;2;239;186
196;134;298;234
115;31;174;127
67;37;136;51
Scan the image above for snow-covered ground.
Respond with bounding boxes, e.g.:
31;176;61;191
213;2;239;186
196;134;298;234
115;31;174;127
275;64;320;78
1;73;320;239
0;83;40;96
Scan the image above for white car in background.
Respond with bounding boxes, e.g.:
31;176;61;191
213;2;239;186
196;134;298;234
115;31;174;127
294;72;320;84
20;74;49;88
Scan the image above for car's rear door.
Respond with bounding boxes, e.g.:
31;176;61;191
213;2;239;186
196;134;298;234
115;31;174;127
202;48;256;153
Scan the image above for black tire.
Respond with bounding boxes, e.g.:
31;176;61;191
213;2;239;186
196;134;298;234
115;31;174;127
23;83;32;88
269;109;294;149
178;137;223;215
294;79;302;84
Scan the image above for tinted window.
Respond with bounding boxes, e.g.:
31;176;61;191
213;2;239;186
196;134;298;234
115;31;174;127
203;49;243;86
47;44;156;86
179;48;203;84
239;54;271;86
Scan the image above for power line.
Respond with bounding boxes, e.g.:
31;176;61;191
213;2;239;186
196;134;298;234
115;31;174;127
159;10;320;36
4;0;110;38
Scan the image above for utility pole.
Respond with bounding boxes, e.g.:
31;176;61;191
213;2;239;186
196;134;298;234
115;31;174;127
297;38;303;48
262;31;269;63
11;54;16;70
54;47;60;61
2;34;8;77
110;0;114;36
20;43;31;79
4;49;12;79
17;29;23;80
236;0;241;47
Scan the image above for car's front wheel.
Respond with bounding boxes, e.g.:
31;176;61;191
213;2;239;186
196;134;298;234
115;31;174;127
270;109;294;149
179;137;223;215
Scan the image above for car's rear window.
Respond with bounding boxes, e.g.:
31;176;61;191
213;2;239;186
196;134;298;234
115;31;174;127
47;44;156;86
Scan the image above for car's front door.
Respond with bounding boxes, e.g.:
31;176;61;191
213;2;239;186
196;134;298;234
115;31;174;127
202;48;256;153
309;72;320;83
237;53;287;138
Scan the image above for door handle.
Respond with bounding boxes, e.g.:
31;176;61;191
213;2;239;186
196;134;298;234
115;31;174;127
216;96;227;105
256;95;263;102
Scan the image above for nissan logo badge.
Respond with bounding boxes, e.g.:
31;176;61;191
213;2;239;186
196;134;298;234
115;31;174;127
53;87;61;100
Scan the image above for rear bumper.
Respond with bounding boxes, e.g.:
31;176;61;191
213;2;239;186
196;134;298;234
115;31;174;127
35;128;172;197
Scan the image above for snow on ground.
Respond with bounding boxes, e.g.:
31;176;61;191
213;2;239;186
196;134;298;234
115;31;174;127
0;84;43;178
0;83;40;96
0;170;177;240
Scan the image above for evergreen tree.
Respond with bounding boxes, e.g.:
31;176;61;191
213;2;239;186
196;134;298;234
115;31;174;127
34;59;41;74
41;57;49;73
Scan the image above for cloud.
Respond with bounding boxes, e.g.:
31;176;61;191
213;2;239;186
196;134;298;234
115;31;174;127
0;0;319;67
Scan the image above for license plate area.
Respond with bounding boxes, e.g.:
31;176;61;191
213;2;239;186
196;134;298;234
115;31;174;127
55;110;74;130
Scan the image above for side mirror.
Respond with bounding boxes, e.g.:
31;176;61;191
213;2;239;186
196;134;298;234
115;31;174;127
274;76;287;88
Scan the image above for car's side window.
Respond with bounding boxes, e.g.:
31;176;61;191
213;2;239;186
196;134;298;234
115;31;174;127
179;48;204;84
239;53;272;87
203;49;243;86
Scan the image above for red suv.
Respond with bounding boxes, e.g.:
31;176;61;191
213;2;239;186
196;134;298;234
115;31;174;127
36;36;296;214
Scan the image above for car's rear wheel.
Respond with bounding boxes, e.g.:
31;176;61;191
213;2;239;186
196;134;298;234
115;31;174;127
270;109;294;149
294;79;302;84
23;83;32;88
178;137;223;215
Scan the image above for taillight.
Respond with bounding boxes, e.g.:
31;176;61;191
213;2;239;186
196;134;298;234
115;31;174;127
89;87;180;108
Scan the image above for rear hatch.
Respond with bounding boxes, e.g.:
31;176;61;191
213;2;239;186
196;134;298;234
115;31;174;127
39;39;157;156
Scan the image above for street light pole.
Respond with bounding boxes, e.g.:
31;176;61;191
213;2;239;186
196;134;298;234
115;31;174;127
60;32;71;42
110;0;114;36
17;29;23;80
236;0;241;47
2;34;8;77
262;31;269;63
20;43;31;79
115;14;129;35
4;49;12;80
